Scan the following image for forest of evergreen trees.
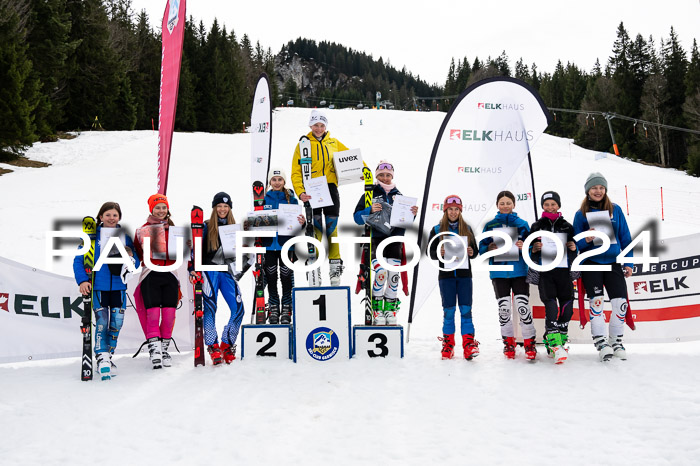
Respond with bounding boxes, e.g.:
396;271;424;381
1;0;698;176
278;38;441;110
0;0;277;160
443;23;700;175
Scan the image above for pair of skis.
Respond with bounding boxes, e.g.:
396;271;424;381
191;206;206;367
252;181;267;324
299;136;322;287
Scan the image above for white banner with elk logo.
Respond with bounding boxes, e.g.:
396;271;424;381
408;77;551;329
530;232;700;343
0;256;193;364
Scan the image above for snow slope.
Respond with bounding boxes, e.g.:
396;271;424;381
1;108;700;465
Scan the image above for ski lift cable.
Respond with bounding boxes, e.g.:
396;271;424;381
548;107;700;136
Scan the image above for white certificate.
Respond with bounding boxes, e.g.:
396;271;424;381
278;204;304;236
493;226;519;262
389;195;417;228
333;148;364;185
218;224;241;259
586;210;617;245
167;226;188;260
305;175;333;209
99;227;126;256
541;233;568;268
443;236;471;270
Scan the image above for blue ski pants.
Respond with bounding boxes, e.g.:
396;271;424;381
438;277;474;335
202;271;245;346
93;290;126;354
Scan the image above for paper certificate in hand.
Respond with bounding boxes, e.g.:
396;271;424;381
218;224;242;259
99;227;126;257
585;210;617;246
541;233;569;268
333;148;364;185
167;226;188;260
389;195;417;228
443;236;470;270
278;204;304;235
306;175;333;209
493;226;520;262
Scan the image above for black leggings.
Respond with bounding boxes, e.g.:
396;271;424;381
141;271;179;309
581;264;628;300
538;268;574;334
264;250;295;307
492;276;529;299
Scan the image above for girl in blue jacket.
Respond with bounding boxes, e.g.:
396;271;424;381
73;202;140;380
478;191;535;360
573;172;633;361
264;167;305;324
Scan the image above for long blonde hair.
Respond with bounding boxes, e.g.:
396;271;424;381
207;208;236;251
439;211;474;245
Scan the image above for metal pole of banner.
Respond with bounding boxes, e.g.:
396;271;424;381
625;185;629;215
661;187;665;221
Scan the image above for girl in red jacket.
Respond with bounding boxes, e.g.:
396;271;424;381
134;194;180;369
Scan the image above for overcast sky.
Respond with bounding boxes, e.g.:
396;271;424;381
131;0;699;87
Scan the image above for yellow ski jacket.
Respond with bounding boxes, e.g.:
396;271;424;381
291;131;350;196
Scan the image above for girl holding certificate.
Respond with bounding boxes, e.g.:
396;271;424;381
134;194;180;370
573;173;633;362
263;168;305;325
352;160;417;325
73;202;140;380
427;195;479;360
478;191;535;360
188;192;246;365
528;191;577;364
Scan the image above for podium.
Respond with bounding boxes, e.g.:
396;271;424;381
292;286;351;362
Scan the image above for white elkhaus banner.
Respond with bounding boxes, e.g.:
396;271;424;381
0;256;193;364
531;232;700;343
408;77;551;330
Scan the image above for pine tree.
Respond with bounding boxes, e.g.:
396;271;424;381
26;0;73;140
63;0;121;130
0;0;40;158
130;9;160;129
514;58;530;84
661;27;688;167
685;39;700;97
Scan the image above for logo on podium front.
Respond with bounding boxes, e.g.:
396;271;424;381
306;327;339;361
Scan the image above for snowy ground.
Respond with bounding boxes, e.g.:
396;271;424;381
1;108;700;464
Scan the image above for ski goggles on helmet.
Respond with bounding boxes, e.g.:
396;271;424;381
443;195;463;212
377;162;394;171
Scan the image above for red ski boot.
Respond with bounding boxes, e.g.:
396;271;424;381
524;338;537;361
207;343;223;365
439;334;455;360
219;342;236;364
502;336;516;359
462;334;480;360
